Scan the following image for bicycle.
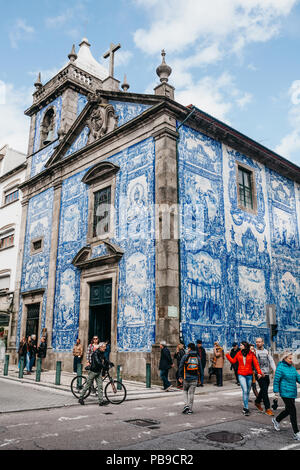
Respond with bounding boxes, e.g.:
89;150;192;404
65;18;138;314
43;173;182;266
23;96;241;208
71;365;127;404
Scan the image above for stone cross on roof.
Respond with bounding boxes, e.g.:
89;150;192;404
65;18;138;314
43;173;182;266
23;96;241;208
103;42;121;78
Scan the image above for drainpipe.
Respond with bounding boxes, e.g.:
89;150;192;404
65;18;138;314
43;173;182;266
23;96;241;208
175;106;196;345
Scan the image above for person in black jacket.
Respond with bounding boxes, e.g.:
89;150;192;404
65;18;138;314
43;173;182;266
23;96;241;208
78;342;111;406
196;340;206;386
230;342;240;385
18;336;27;371
159;340;174;391
174;343;185;388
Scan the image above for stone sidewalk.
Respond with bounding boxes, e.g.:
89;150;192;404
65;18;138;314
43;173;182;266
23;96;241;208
0;363;240;402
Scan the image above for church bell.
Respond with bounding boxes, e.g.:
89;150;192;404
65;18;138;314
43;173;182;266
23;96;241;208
43;129;55;145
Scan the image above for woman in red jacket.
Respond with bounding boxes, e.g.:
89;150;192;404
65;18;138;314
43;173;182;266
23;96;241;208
226;341;262;416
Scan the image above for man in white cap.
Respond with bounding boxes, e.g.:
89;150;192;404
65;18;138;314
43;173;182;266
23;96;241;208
159;340;174;391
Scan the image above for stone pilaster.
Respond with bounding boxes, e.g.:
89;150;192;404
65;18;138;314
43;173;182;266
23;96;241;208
152;116;180;383
44;180;62;350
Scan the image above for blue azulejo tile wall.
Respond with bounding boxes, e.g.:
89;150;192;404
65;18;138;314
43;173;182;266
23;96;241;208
110;101;151;127
17;187;54;346
109;138;156;352
50;138;156;353
178;124;300;351
52;170;89;352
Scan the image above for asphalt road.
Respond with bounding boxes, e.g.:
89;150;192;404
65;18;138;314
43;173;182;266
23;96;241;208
0;378;300;452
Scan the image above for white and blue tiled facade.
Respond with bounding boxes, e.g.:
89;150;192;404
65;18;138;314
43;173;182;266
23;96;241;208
16;92;300;359
17;188;54;344
178;124;300;351
52;137;156;352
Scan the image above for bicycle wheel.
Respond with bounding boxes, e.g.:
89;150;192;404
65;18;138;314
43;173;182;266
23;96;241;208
104;380;127;404
71;375;91;399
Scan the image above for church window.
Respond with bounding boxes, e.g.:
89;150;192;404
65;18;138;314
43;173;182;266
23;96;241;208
40;108;55;148
237;164;257;213
93;186;111;237
31;237;44;254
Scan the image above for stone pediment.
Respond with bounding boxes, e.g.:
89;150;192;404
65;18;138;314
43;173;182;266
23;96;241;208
82;161;120;185
45;91;118;168
72;240;124;269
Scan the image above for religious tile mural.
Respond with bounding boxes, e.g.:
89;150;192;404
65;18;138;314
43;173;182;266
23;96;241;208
109;101;151;127
63;126;90;159
16;188;54;346
30;141;60;178
108;138;156;352
265;168;300;350
52;171;89;351
178;124;300;351
50;138;155;352
77;93;88;116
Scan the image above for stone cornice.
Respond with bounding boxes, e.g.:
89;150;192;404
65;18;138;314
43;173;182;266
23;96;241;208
21;95;300;187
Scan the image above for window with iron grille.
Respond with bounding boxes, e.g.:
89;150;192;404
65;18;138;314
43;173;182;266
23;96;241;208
238;166;254;210
4;189;19;205
0;233;14;250
93;186;111;237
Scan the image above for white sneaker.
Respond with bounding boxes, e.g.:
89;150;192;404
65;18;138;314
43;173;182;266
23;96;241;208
272;417;281;431
293;432;300;441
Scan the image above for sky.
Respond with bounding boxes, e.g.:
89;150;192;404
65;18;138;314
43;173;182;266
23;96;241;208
1;0;300;167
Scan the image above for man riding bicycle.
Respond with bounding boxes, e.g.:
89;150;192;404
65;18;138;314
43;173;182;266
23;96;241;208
78;342;112;406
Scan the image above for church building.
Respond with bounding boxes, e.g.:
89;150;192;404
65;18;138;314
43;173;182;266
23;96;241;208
8;38;300;380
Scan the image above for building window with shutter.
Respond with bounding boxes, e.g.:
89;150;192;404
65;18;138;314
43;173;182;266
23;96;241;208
4;189;19;205
236;164;257;213
0;233;14;250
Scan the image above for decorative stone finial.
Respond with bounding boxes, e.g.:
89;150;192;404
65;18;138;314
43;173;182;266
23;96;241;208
121;74;130;92
34;72;43;90
156;49;172;83
68;44;77;62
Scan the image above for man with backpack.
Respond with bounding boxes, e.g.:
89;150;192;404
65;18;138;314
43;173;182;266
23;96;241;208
78;342;111;406
178;343;203;414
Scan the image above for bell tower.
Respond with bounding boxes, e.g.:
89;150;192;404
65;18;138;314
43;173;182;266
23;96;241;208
24;38;114;178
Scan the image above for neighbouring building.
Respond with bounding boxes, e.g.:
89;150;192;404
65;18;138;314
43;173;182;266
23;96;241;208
0;145;26;336
8;38;300;381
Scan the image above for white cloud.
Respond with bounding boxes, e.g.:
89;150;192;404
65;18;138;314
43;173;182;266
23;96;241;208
9;18;34;49
0;81;31;154
275;80;300;165
133;0;297;55
175;72;253;123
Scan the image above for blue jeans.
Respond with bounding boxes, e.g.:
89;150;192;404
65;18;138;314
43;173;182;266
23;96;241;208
160;369;171;390
239;374;253;409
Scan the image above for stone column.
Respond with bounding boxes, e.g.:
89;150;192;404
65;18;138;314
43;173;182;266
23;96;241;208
44;180;62;361
152;116;180;383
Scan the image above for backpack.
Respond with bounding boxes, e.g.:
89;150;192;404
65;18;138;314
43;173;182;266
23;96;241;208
184;353;199;378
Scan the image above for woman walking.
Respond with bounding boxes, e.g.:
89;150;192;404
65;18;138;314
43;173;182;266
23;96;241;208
272;352;300;441
226;341;262;416
25;336;34;374
213;341;224;387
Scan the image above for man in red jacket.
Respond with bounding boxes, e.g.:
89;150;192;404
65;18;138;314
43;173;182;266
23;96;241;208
226;341;262;416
